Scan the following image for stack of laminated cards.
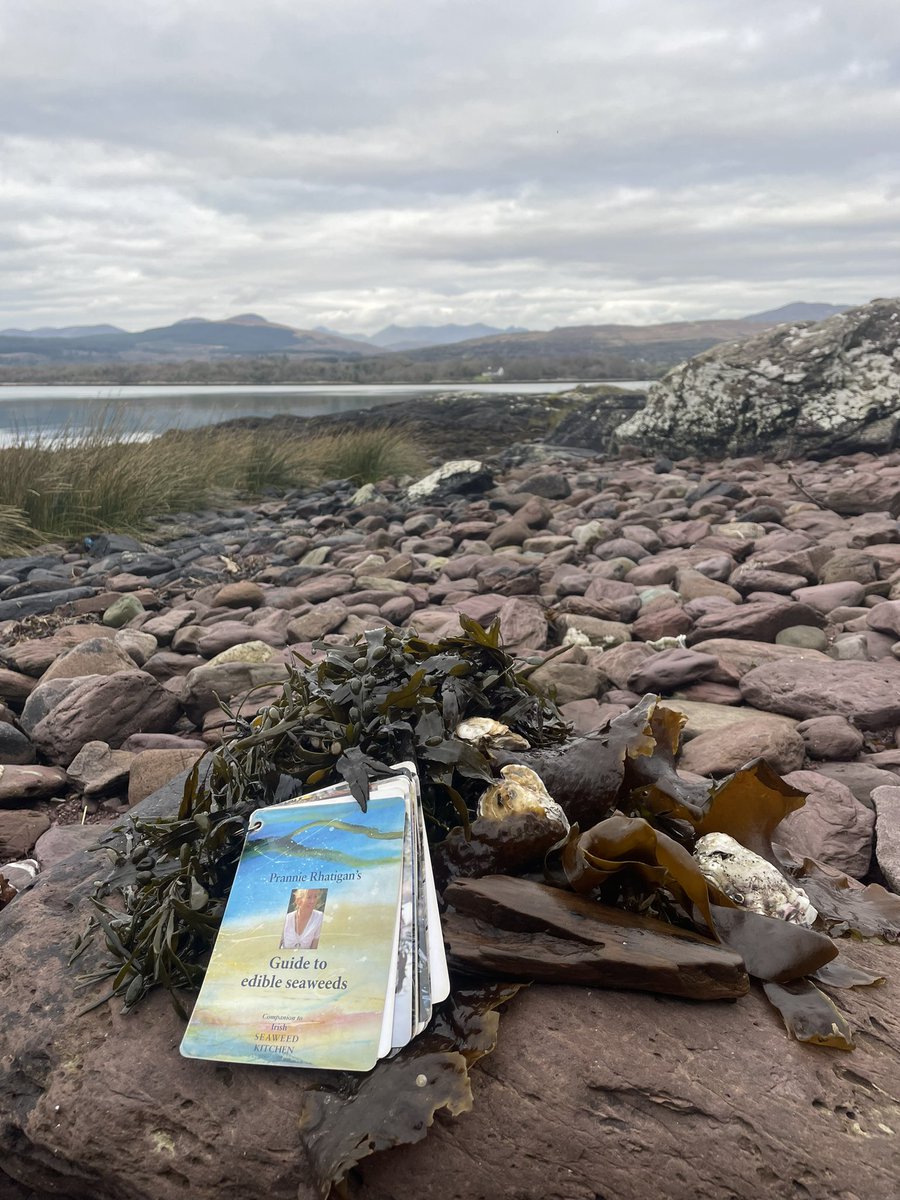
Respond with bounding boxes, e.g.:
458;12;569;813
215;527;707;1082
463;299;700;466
180;763;450;1072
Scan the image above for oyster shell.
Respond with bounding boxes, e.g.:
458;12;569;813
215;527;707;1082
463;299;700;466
455;717;529;751
433;765;570;888
693;832;818;926
477;764;569;830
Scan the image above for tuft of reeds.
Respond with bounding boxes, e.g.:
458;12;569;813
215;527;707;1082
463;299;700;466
0;504;38;554
0;410;424;554
309;425;427;485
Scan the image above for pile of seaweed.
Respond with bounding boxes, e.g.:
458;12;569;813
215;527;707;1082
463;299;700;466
73;618;900;1197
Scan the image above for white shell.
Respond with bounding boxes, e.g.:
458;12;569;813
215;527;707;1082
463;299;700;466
644;635;688;651
455;717;529;750
693;832;818;926
561;627;592;648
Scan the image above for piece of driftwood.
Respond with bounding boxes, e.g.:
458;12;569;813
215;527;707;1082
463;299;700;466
444;876;749;1000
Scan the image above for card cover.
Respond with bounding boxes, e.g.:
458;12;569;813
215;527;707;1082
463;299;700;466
180;791;407;1071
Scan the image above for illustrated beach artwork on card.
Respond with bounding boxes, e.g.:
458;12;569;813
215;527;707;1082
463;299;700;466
180;793;406;1071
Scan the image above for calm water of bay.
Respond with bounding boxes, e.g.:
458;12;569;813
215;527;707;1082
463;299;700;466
0;380;650;444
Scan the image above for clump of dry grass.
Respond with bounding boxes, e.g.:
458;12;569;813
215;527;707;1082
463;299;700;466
307;425;427;485
0;504;37;554
0;411;424;554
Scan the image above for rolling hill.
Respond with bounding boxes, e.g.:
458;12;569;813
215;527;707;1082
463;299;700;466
743;302;850;324
394;318;775;372
0;324;126;338
366;323;529;350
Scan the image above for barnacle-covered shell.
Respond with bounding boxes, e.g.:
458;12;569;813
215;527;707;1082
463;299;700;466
456;717;529;751
693;832;817;925
433;765;570;888
477;764;568;830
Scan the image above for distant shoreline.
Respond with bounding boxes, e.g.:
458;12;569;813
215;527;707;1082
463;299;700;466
0;375;644;388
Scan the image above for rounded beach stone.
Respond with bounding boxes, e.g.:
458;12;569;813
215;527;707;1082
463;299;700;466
0;809;50;858
688;600;824;645
101;594;145;628
113;629;158;666
829;632;870;661
795;715;864;761
0;721;36;765
212;581;266;609
0;764;69;805
66;740;134;796
774;625;828;651
678;717;805;778
495;596;548;654
790;581;866;614
30;671;181;765
626;649;718;694
0;668;37;705
526;661;603;705
206;640;277;667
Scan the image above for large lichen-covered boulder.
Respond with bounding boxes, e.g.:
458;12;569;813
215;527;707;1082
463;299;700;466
615;298;900;459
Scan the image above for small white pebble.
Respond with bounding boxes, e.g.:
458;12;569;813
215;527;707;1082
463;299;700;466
415;1073;428;1087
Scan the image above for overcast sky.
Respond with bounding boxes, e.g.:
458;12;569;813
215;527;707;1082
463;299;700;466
1;0;897;333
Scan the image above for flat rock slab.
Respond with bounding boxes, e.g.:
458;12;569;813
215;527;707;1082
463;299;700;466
696;636;831;679
740;658;900;730
687;600;825;645
679;718;806;777
657;698;798;741
361;955;900;1200
444;876;747;999
0;764;68;805
0;625;116;677
2;783;900;1200
873;785;900;895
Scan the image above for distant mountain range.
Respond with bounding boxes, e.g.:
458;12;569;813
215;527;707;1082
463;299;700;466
0;303;855;378
743;302;850;323
313;322;528;350
0;313;374;364
367;323;529;350
391;309;852;371
0;323;126;338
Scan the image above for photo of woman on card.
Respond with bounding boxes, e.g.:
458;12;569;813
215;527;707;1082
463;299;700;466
280;887;327;950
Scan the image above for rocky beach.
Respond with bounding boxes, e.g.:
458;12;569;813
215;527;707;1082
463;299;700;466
2;301;900;1200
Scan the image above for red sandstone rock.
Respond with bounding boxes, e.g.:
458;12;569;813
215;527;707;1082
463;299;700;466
740;658;900;730
31;672;181;765
779;770;876;878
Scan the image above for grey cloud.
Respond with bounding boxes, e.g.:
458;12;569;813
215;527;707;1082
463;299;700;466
0;0;897;330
